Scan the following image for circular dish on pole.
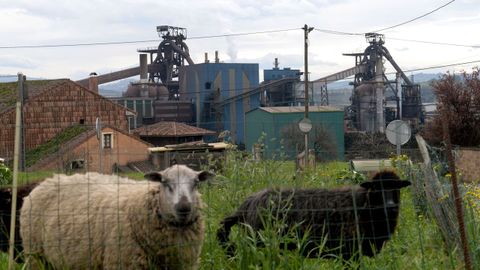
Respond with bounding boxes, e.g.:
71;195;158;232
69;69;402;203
298;118;312;133
386;120;411;146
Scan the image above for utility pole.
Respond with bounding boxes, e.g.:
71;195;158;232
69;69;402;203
8;73;24;270
303;24;314;166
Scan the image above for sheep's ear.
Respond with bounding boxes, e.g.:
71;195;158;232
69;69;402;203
144;172;163;182
198;171;215;182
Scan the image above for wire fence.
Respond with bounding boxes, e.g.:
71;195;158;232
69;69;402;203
1;76;479;269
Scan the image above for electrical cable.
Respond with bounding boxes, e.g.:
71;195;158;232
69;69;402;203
314;0;456;36
189;28;300;39
401;59;480;73
387;37;480;48
314;29;362;36
372;0;456;33
0;28;300;49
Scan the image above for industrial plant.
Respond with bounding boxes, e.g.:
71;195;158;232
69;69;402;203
74;25;423;154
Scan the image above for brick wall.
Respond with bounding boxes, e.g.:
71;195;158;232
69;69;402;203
34;127;150;174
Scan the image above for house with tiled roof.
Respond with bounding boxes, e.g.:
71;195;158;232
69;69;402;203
132;121;216;146
0;79;135;164
29;125;152;174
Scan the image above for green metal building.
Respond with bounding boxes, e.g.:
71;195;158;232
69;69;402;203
245;106;344;160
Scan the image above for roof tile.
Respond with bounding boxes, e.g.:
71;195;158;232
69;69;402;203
133;122;216;137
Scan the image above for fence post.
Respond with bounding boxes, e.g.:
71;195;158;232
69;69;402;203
442;109;472;270
8;73;24;270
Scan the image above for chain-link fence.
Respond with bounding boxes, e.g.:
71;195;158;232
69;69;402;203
1;75;478;269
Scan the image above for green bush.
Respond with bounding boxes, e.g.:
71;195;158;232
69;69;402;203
0;163;12;185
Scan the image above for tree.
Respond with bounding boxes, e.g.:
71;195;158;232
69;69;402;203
280;123;338;161
422;69;480;146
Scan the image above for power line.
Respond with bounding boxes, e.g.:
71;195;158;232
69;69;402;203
314;1;456;36
388;37;480;48
314;29;362;36
189;28;300;39
0;39;159;49
315;29;480;49
0;28;300;49
381;59;480;76
373;0;456;32
402;59;480;73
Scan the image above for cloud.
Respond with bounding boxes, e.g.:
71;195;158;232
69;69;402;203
0;55;37;69
395;47;409;52
0;0;478;79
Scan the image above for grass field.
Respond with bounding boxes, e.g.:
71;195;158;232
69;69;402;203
197;153;465;270
2;151;478;269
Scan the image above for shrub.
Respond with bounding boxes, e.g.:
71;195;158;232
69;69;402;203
344;132;395;159
422;69;480;146
0;164;12;186
280;123;338;161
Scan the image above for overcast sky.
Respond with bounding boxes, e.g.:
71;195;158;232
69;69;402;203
0;0;479;81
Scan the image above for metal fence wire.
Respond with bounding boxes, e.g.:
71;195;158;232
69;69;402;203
1;78;480;269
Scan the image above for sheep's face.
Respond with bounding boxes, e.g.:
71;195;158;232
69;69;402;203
360;179;411;212
145;165;214;227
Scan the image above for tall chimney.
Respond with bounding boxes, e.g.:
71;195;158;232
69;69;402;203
88;72;98;93
215;50;219;63
274;58;279;69
204;52;209;63
139;54;148;81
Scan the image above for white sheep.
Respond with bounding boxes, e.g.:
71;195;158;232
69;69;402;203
20;165;213;270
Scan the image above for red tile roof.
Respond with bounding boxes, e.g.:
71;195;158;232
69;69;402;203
0;79;69;113
133;122;216;137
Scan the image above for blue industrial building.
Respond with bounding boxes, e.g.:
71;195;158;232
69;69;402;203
263;59;300;82
179;62;259;145
264;67;301;82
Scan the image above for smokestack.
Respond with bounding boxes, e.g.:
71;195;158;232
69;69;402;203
215;50;219;63
274;58;279;69
139;54;148;81
204;52;209;63
88;72;98;93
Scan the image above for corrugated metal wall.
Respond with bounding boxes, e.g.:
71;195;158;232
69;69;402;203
245;108;345;160
180;63;259;145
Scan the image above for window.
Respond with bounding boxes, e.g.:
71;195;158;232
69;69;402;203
70;159;85;170
102;133;113;149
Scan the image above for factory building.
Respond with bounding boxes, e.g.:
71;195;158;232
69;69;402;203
263;58;301;82
245;106;345;160
111;82;193;129
179;57;259;145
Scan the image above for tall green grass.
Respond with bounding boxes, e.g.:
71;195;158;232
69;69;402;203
199;152;463;269
2;151;477;269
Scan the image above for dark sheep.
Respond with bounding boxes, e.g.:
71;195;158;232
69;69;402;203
217;171;411;259
0;182;38;258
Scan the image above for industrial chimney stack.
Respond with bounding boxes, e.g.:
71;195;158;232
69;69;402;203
274;58;279;69
139;54;148;82
88;72;98;93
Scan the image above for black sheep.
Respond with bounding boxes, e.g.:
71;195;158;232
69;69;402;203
0;182;38;258
217;171;411;259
